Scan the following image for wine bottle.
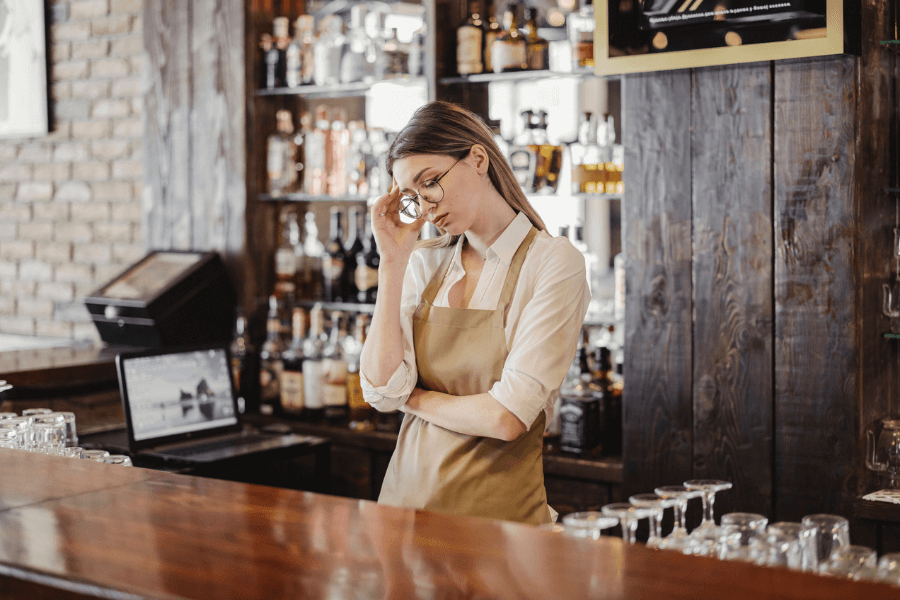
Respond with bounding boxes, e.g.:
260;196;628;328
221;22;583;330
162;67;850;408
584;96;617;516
345;206;365;300
302;304;327;422
345;314;374;431
356;214;380;303
259;295;284;416
323;207;350;302
491;3;526;73
322;311;349;424
280;307;306;417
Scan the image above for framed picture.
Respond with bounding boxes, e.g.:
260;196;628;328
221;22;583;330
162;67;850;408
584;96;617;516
0;0;49;138
596;0;845;75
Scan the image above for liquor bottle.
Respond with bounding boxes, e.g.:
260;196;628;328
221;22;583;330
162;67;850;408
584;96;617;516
524;7;548;71
296;15;316;85
314;15;345;86
508;110;538;191
303;211;325;299
531;110;563;193
547;335;584;447
345;206;365;300
456;0;485;76
327;109;350;196
322;311;349;424
280;307;306;416
483;2;501;73
593;346;622;456
567;0;595;72
366;11;389;80
323;207;350;302
491;3;527;73
346;121;370;196
408;26;426;77
573;224;599;296
259;295;284;416
260;34;278;89
230;311;255;414
274;210;301;300
302;304;327;422
304;105;329;195
273;16;290;88
558;344;602;454
340;4;373;83
267;110;298;196
382;27;409;78
285;20;302;88
570;111;606;194
356;214;379;303
605;115;625;195
345;314;374;431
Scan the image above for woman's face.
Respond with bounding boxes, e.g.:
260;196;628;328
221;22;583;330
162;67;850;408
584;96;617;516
392;152;477;237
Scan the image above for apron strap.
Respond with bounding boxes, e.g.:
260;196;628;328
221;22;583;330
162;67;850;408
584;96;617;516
420;249;455;306
497;226;538;310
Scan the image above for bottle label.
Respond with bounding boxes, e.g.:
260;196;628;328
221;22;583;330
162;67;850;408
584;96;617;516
280;370;305;410
303;360;324;409
508;146;537;191
323;383;347;407
457;27;483;74
355;264;378;292
323;358;348;406
322;256;344;282
260;361;283;403
267;141;284;180
346;373;366;409
492;41;526;72
286;46;301;87
484;31;498;71
575;41;594;68
275;249;297;277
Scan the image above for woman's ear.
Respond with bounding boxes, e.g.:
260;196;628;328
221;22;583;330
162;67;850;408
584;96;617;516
468;144;490;175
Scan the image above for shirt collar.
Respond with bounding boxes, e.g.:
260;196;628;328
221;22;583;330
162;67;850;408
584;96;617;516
452;212;532;269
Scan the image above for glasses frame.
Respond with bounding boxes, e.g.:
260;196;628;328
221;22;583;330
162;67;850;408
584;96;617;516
399;152;468;220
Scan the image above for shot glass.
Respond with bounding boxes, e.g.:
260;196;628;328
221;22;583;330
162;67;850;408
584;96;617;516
61;447;83;458
80;449;110;460
21;408;53;417
96;454;133;467
801;514;850;568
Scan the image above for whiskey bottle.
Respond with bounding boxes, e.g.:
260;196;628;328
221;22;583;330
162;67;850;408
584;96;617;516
302;304;327;422
230;311;255;414
322;207;350;302
345;206;365;300
491;3;527;73
259;295;284;416
280;307;306;416
296;15;316;85
571;111;606;194
483;2;501;73
304;105;329;195
382;27;409;78
272;16;290;88
345;314;374;431
593;345;622;456
285;20;302;88
314;15;345;86
267;110;298;196
567;0;595;72
327;109;350;196
456;0;485;75
322;311;349;424
356;213;379;303
558;344;602;454
303;211;324;300
274;210;301;300
528;110;562;193
524;7;548;71
508;110;538;191
340;4;374;83
605;115;624;195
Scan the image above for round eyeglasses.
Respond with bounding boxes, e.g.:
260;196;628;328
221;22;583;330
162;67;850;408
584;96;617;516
399;153;467;220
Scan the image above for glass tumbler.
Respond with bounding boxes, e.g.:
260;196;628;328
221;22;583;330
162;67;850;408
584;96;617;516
765;522;814;571
561;512;619;540
32;414;66;454
0;412;18;420
61;447;83;458
49;412;77;447
96;454;133;466
718;513;767;562
0;426;18;449
80;449;110;460
801;514;850;568
3;417;32;450
21;408;52;417
818;545;876;578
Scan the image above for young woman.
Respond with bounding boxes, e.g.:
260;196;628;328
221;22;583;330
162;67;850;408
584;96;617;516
359;101;589;525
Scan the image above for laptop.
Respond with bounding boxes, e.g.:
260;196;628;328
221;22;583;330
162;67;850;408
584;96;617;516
116;345;309;464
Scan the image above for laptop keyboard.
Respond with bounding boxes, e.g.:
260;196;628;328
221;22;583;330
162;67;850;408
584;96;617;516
161;432;275;457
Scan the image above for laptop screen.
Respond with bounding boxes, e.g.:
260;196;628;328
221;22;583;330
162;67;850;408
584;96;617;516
120;348;238;442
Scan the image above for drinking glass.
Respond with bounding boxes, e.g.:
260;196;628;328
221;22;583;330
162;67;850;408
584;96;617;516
21;408;52;417
0;412;18;419
719;513;768;562
684;479;732;533
601;503;652;544
61;447;83;458
80;449;110;460
32;414;66;454
818;545;876;578
0;426;18;449
752;531;798;568
3;417;32;450
629;494;675;548
801;514;850;568
50;412;77;447
873;553;900;585
561;512;619;540
654;485;701;553
96;454;133;466
767;522;815;571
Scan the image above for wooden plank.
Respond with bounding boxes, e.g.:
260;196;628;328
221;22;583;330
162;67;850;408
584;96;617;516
622;70;694;499
773;56;858;521
690;63;774;517
143;0;192;250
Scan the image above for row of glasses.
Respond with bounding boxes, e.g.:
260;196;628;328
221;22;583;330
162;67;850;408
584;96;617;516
0;408;77;453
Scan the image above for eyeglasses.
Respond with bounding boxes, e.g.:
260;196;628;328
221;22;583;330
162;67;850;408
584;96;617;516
399;153;467;220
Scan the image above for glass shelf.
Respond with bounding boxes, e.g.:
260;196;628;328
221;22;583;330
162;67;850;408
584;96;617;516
255;77;427;99
296;300;375;314
439;70;607;85
259;193;372;203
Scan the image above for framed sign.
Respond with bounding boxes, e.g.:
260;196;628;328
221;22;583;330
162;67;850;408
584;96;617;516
596;0;845;75
0;0;49;138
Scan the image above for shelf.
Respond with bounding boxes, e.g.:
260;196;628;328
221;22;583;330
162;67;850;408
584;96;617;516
259;193;372;203
440;69;605;85
255;77;427;99
296;300;375;314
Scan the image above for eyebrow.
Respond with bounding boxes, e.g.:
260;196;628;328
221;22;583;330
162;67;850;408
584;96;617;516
399;166;435;194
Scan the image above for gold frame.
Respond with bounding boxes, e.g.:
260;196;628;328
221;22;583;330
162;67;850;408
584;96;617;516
595;0;844;75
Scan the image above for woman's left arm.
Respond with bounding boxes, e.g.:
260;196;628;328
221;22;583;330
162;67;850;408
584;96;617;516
401;239;590;441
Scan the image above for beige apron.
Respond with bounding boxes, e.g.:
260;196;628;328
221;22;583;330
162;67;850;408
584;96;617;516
379;227;549;525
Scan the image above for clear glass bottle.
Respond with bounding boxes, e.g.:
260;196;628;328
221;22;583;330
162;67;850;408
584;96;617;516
323;207;350;302
296;15;317;85
365;11;388;80
524;7;548;71
340;4;374;83
322;311;349;424
303;211;325;300
280;307;306;416
285;20;302;88
567;0;595;72
259;295;284;416
274;209;300;300
230;311;254;414
457;0;485;75
382;27;409;78
314;15;345;86
345;314;374;431
570;111;606;194
491;3;527;73
267;110;298;196
346;120;370;196
483;2;501;73
508;109;538;191
327;109;350;196
408;26;426;77
303;105;329;195
302;304;327;422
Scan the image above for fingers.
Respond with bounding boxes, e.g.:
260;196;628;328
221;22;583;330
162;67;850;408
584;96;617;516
371;180;402;220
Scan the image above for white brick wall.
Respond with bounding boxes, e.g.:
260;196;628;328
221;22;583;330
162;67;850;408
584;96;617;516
0;0;144;340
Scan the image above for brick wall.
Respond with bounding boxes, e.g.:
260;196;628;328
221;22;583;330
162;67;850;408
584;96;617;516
0;0;144;341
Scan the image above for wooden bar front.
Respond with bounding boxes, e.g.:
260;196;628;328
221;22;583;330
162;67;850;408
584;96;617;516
0;450;895;600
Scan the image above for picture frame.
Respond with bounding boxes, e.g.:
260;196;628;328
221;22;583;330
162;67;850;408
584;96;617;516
0;0;49;138
595;0;846;75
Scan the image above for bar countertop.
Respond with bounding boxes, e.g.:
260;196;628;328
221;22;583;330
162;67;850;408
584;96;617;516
0;449;896;600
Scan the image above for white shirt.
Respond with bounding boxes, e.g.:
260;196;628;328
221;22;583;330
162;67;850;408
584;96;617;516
360;212;590;430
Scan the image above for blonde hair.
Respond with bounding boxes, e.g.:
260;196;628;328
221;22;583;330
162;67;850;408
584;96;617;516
385;101;547;250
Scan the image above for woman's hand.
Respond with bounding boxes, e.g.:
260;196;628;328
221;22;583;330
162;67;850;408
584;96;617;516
370;180;428;266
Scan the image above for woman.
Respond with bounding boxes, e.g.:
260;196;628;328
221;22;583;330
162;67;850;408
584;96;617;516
359;101;589;525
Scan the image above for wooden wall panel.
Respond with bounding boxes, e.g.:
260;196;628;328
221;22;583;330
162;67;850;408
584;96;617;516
690;64;773;516
773;56;858;520
622;71;694;499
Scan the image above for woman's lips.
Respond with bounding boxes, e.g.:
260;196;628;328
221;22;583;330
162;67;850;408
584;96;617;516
433;213;448;228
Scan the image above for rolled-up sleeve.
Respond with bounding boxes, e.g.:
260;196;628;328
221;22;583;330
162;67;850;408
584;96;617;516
487;240;590;429
359;252;425;412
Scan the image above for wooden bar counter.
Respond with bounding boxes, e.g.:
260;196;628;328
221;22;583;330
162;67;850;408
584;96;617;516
0;450;896;599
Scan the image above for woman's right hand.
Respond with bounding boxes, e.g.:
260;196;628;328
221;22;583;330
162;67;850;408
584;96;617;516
370;180;428;266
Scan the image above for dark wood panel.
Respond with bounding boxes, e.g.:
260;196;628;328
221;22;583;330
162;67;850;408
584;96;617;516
690;64;774;517
773;56;859;521
143;0;192;250
622;70;694;499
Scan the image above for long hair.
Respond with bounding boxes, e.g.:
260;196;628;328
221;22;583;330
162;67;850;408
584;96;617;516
385;101;547;250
